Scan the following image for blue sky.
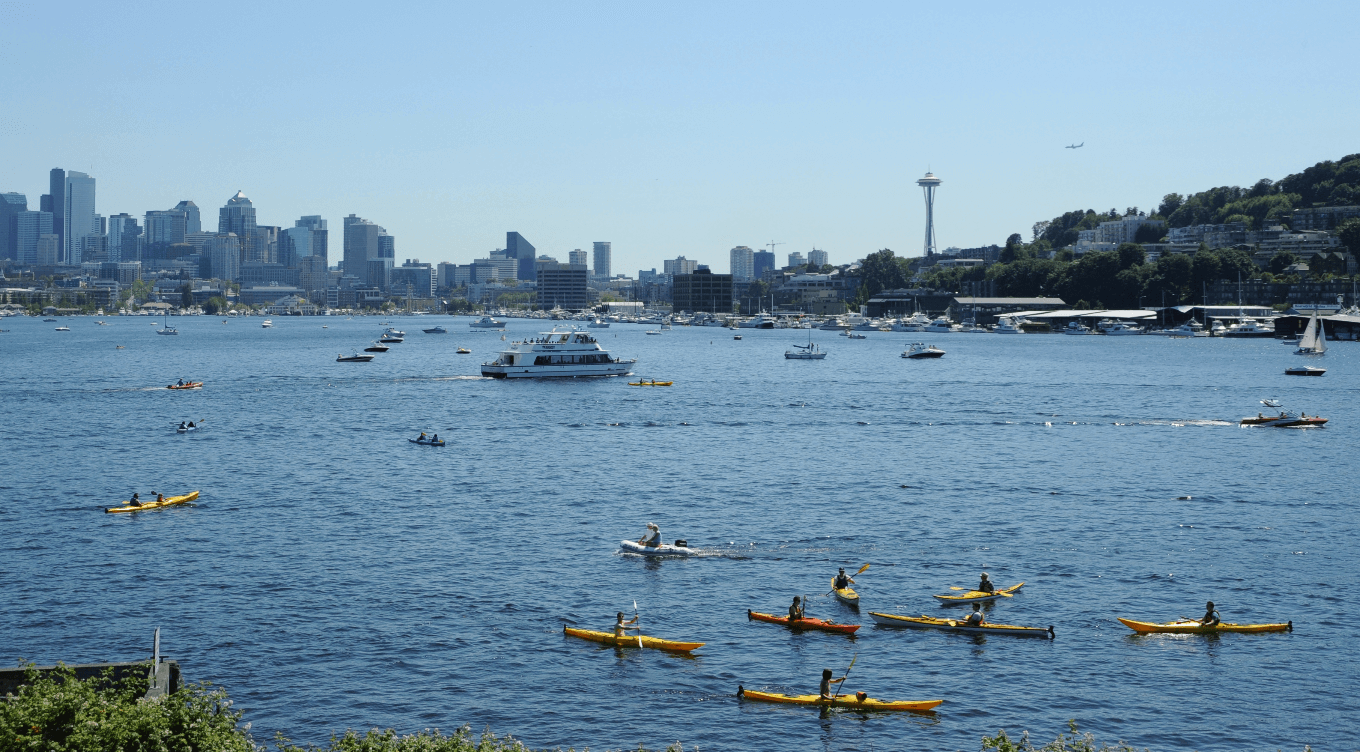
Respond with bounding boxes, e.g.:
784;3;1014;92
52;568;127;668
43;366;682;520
3;1;1356;275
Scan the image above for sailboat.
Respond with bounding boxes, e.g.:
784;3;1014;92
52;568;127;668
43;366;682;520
1294;309;1326;355
157;309;178;335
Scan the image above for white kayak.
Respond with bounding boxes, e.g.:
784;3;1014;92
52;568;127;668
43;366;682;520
620;539;696;557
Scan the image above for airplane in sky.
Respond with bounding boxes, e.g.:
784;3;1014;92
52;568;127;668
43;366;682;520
1066;142;1084;149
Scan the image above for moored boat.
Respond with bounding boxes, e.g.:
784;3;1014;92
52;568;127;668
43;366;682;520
564;625;704;652
748;610;860;634
932;582;1024;603
737;687;942;712
868;612;1053;637
336;352;375;362
1117;617;1291;634
105;490;199;514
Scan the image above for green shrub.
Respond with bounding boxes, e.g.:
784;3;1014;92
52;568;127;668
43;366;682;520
274;727;690;752
982;721;1144;752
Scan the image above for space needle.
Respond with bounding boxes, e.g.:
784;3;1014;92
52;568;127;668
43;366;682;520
917;171;942;257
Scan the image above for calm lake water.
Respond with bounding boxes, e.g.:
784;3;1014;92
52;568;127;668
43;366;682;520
3;315;1356;751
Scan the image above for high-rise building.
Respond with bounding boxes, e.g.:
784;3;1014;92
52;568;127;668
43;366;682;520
506;232;536;283
729;245;754;281
219;191;258;265
49;169;65;256
808;249;828;267
63;171;97;265
253;226;280;264
107;214;142;264
173;201;201;234
592;241;611;279
663;256;698;276
378;233;395;259
917;171;942;257
16;211;53;264
0;192;26;260
787;251;806;268
569;248;588;267
205;233;241;281
145;209;187;248
290;215;328;265
392;259;435;298
753;250;775;279
36;234;60;266
673;267;733;313
536;262;589;309
343;215;382;285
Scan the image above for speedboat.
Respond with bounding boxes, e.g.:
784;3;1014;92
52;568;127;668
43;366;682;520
54;325;71;331
469;316;506;329
902;343;945;359
336;352;375;362
785;342;827;359
587;318;610;328
379;335;404;343
481;329;636;378
1285;366;1326;376
738;314;778;329
384;327;406;337
364;342;389;352
422;326;447;334
261;319;273;328
1240;410;1327;428
620;539;696;556
457;347;471;354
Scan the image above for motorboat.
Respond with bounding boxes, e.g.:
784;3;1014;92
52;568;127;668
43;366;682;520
587;318;610;328
364;342;389;352
1222;317;1276;338
1294;310;1327;355
924;316;959;333
645;329;663;335
456;347;471;354
902;342;945;359
1240;410;1327;428
54;325;71;331
890;313;930;332
620;539;696;557
957;320;989;333
841;331;866;339
384;327;406;337
422;326;448;334
1063;322;1096;335
469;316;506;329
1285;366;1326;376
261;319;273;328
379;334;404;343
1099;320;1144;336
1210;320;1228;336
994;316;1024;334
738;314;777;329
43;318;57;322
482;329;636;378
336;352;375;362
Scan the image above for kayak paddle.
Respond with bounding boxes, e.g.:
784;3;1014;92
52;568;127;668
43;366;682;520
832;652;857;702
633;600;642;649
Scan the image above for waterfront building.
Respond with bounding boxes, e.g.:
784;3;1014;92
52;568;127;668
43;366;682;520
673;266;733;313
63;171;97;265
730;245;754;281
219;191;258;266
593;241;611;280
16;211;53;264
343;215;381;286
808;248;828;267
664;256;698;276
507;231;537;283
0;192;26;260
536;262;589;310
753;250;775;280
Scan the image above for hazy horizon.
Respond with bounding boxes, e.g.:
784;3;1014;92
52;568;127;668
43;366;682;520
4;1;1356;274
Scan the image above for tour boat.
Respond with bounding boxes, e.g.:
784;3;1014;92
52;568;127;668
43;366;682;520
901;343;945;359
481;329;635;378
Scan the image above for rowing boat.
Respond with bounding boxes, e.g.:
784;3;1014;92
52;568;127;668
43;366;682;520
563;626;704;652
737;686;942;712
933;582;1024;603
831;577;859;606
748;610;860;634
105;490;199;514
868;612;1053;638
1117;617;1292;634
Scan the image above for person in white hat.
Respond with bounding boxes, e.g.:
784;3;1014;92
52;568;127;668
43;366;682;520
637;522;661;548
977;572;995;593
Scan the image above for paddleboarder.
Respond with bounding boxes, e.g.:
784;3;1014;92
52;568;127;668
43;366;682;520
1200;601;1221;627
819;668;845;701
788;596;804;622
977;572;995;593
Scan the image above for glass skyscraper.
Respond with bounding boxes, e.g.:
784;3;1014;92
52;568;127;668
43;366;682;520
63;171;97;265
592;241;611;280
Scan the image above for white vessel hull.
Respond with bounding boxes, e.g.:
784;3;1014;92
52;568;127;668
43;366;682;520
482;361;633;378
620;540;696;557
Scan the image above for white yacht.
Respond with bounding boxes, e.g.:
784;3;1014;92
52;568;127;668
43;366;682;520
587;318;610;328
1099;320;1145;336
890;312;930;332
901;342;945;359
738;314;777;329
994;316;1024;334
481;329;636;378
470;316;507;329
1222;317;1276;338
1063;322;1096;335
924;316;959;333
1210;320;1228;336
261;319;273;328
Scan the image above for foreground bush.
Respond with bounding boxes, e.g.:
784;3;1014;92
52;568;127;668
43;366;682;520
275;727;689;752
0;663;254;751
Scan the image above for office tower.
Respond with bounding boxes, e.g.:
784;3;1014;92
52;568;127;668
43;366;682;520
672;267;733;313
0;192;26;259
16;211;53;264
536;262;589;309
36;234;60;266
917;171;942;256
592;241;611;279
144;210;187;251
173;201;201;234
63;171;97;265
569;249;588;267
729;245;754;281
663;256;698;276
506;231;536;283
378;233;394;259
808;249;828;267
298;255;329;298
343;215;381;285
753;250;774;279
205;233;241;281
49;169;65;256
437;261;456;289
219;191;258;265
292;215;327;265
253;226;279;264
107;214;142;264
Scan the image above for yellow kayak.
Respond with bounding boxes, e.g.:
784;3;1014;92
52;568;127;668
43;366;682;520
563;626;704;652
831;577;859;606
105;490;199;514
738;686;942;712
628;379;673;386
869;612;1054;638
933;582;1024;603
1117;617;1292;634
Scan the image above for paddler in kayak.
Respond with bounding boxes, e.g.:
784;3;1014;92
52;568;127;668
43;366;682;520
834;568;855;590
178;421;187;430
965;603;986;626
637;522;661;548
1199;601;1221;627
977;572;995;593
128;492;142;507
788;596;804;622
614;611;640;639
820;669;846;701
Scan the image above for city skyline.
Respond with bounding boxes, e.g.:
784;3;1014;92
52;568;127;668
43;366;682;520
3;3;1357;276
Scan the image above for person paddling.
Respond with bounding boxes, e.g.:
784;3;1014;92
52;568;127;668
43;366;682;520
788;596;804;622
179;421;187;430
819;668;845;701
128;492;142;507
638;522;661;548
155;493;165;504
977;572;995;593
431;433;439;443
614;611;639;639
965;602;986;626
1199;601;1221;627
834;567;855;590
187;421;195;428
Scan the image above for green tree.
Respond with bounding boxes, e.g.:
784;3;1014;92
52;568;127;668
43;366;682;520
1133;223;1165;243
180;283;194;310
1116;243;1145;269
1158;193;1184;217
852;249;908;305
999;233;1027;263
202;296;228;315
1337;218;1360;255
1268;250;1298;275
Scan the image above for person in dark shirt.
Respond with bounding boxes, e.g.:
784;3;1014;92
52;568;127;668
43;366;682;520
128;492;142;507
1199;601;1221;627
977;572;995;593
819;668;845;701
788;596;804;622
834;568;854;590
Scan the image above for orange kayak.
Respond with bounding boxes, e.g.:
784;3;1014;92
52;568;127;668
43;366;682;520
748;610;860;634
